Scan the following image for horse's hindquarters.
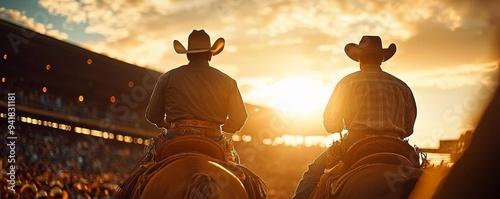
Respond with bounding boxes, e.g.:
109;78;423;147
140;156;249;199
337;164;422;199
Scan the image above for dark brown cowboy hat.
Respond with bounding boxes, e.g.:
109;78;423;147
173;29;225;56
344;35;396;62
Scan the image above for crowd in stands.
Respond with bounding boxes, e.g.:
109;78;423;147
0;79;152;131
1;123;143;199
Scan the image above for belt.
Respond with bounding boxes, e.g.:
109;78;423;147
166;119;222;138
347;130;402;139
168;119;221;130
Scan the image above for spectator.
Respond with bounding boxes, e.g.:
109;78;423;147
19;183;38;199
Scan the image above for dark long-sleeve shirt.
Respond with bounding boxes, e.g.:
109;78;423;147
323;66;417;138
146;59;248;133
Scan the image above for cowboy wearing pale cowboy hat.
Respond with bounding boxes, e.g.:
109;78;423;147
145;29;248;163
293;35;418;199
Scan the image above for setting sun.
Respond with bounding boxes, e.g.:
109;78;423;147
247;76;332;117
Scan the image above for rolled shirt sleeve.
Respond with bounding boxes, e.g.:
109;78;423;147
404;88;417;137
146;74;167;127
323;80;348;134
222;82;248;133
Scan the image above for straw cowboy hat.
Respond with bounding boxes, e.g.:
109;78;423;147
173;30;225;56
344;35;396;62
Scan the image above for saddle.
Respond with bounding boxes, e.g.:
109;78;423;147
116;135;268;199
156;135;227;162
312;136;422;198
326;135;420;174
343;135;421;169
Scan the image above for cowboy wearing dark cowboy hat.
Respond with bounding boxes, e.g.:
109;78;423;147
145;29;248;163
115;30;249;199
293;35;417;199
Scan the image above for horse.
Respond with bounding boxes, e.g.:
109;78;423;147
310;135;424;199
140;154;249;199
116;135;268;199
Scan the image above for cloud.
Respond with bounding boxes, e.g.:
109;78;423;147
37;0;230;42
18;0;497;61
388;19;497;72
396;61;499;89
441;0;500;26
33;0;495;69
39;0;86;24
148;0;218;15
0;7;69;40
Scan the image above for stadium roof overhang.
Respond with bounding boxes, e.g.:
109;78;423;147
0;19;162;102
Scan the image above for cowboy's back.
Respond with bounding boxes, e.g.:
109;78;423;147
293;35;418;199
144;29;247;135
145;59;247;133
323;67;416;138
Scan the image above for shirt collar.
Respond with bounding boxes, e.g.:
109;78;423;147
188;59;210;67
361;64;382;71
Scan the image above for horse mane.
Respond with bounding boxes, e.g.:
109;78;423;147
184;173;219;199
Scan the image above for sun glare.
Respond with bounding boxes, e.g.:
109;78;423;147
251;76;331;117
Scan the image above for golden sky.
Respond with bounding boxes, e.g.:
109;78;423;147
1;0;499;148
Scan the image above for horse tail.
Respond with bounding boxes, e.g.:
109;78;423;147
237;165;268;199
184;173;219;199
115;163;150;199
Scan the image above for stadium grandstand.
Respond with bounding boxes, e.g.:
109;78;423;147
0;19;466;198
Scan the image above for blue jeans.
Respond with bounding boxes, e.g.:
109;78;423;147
292;138;359;199
292;150;327;199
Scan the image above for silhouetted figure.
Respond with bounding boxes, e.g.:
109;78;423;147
114;30;272;199
144;29;248;162
293;35;418;199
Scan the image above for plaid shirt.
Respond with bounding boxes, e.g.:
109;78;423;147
323;66;417;138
